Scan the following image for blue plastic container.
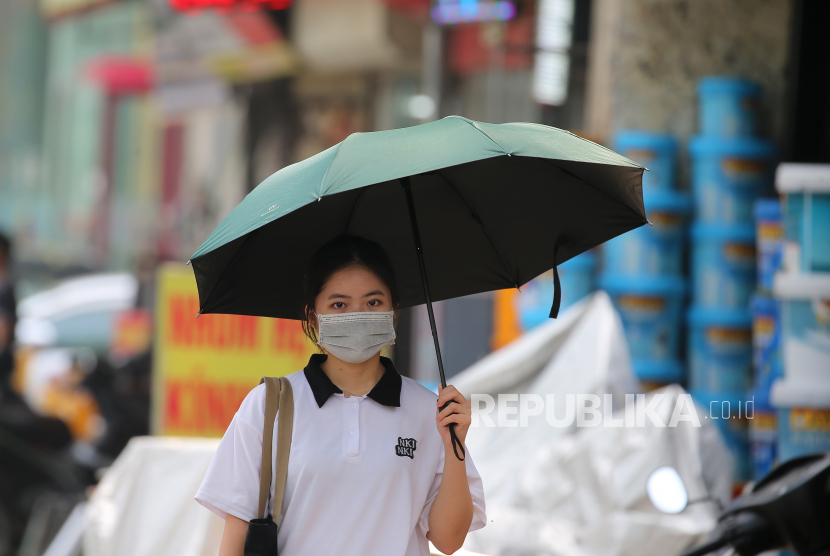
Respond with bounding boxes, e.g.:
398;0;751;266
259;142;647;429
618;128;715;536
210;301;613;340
690;136;776;223
771;379;830;463
749;294;782;390
691;223;757;309
614;131;679;191
754;199;783;292
632;358;684;385
600;274;686;362
691;390;753;482
603;190;690;276
748;402;777;481
777;407;830;462
773;273;830;384
698;77;761;138
782;193;830;273
518;252;596;330
687;307;753;394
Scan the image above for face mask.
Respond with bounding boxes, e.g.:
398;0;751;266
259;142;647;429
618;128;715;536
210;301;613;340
315;310;396;364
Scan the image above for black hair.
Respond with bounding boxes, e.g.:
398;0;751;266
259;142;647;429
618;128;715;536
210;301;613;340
302;235;399;347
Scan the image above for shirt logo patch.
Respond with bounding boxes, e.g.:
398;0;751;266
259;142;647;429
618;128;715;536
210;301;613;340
395;437;417;459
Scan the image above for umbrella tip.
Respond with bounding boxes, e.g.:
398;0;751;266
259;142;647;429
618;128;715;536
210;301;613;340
196;310;202;318
186;259;191;266
647;220;654;226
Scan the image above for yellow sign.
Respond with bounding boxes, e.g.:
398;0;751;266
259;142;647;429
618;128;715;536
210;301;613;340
152;264;315;437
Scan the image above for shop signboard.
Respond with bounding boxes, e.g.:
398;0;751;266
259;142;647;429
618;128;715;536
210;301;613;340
152;263;315;437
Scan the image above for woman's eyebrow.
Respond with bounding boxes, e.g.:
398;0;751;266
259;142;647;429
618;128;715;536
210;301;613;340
362;290;385;297
327;293;351;300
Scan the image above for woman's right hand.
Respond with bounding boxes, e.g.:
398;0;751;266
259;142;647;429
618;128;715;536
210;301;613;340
218;514;249;556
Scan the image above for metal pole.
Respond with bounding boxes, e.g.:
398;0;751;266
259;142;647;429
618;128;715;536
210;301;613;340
401;176;465;460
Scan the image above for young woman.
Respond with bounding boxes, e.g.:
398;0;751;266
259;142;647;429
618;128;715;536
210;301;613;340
195;235;486;556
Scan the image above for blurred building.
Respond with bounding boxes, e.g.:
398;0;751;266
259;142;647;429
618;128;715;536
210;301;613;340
2;0;827;382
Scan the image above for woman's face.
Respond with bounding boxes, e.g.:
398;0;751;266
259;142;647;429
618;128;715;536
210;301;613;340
314;266;393;317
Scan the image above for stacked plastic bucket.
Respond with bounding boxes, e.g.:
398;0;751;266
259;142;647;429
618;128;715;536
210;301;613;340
748;199;783;480
688;77;776;481
601;131;690;388
769;164;830;464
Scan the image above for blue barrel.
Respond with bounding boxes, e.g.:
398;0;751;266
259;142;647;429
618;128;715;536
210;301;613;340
691;223;756;309
691;390;753;482
689;136;776;224
600;274;686;362
614;131;679;191
518;251;596;330
697;77;761;138
754;199;783;292
687;307;753;394
603;190;690;276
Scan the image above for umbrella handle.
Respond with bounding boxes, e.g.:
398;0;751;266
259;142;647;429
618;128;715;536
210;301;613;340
402;177;465;462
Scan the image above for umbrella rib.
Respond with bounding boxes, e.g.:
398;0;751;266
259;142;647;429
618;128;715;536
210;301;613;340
318;142;343;199
434;171;520;288
345;186;369;234
542;159;648;224
447;115;510;155
195;232;254;316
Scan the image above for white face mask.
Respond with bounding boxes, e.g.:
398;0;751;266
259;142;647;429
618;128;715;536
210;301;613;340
315;310;396;364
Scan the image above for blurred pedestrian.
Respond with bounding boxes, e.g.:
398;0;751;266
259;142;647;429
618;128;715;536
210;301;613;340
0;231;16;397
195;235;486;556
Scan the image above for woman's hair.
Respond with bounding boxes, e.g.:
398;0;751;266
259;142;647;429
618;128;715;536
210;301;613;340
302;235;399;346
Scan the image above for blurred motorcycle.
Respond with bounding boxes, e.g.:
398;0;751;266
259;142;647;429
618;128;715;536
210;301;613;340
0;390;85;556
648;452;830;556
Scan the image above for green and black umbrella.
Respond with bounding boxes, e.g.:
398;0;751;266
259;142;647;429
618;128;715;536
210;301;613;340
190;116;647;458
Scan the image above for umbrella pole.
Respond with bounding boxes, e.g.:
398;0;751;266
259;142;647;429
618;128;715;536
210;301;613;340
401;176;465;461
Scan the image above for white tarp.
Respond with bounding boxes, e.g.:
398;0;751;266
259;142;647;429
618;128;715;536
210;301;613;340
84;437;224;556
455;292;732;556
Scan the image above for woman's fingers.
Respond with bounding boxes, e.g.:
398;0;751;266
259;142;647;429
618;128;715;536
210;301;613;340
437;412;471;429
436;385;470;410
435;384;472;443
436;401;461;420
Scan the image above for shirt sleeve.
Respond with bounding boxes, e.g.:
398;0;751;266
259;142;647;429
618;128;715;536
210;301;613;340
418;446;487;537
195;383;269;522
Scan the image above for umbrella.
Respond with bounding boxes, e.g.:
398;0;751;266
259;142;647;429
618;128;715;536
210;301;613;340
190;116;647;458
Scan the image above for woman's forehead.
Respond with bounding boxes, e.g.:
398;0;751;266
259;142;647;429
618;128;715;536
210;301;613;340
322;266;390;293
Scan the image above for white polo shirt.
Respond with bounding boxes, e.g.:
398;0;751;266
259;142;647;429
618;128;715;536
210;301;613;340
195;354;486;556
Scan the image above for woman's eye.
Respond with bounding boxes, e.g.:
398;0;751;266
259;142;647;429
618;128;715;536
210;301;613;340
332;302;346;309
367;299;380;307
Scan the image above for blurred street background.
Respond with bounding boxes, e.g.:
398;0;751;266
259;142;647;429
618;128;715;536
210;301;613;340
0;0;829;554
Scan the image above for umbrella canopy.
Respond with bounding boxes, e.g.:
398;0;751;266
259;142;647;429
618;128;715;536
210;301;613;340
190;116;646;320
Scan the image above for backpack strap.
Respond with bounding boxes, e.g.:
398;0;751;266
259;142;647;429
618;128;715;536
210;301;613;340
256;377;294;523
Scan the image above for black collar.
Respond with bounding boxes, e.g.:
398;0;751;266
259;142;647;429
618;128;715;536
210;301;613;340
303;353;402;408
